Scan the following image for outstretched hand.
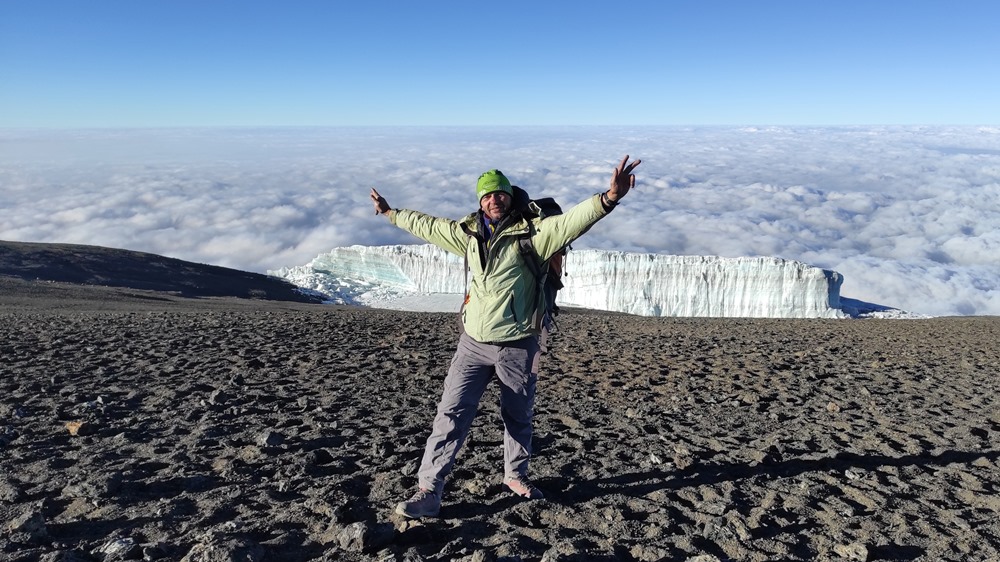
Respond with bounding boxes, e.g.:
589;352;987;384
607;155;641;202
370;188;391;215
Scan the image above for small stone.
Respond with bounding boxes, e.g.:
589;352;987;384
143;543;168;560
61;471;123;499
94;537;140;560
0;426;17;447
631;544;669;562
827;401;841;413
833;543;868;562
401;548;426;562
304;448;335;467
697;501;728;516
468;550;495;562
400;460;418;476
0;477;24;502
338;521;395;553
371;441;393;457
66;420;95;436
833;542;869;561
750;443;783;465
540;541;581;562
687;555;722;562
728;515;752;541
673;454;693;470
7;508;48;540
257;430;285;447
208;389;229;406
461;478;488;496
181;538;263;562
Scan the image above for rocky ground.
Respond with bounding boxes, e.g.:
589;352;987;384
2;279;1000;561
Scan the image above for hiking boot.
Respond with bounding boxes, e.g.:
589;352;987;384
395;488;441;518
504;475;544;499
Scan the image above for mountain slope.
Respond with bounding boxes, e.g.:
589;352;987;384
0;240;322;303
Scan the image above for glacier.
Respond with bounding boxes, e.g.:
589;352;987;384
269;244;905;318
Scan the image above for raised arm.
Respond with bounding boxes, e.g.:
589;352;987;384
532;155;642;260
368;187;468;256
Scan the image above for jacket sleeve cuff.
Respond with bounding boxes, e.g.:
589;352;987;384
595;193;614;214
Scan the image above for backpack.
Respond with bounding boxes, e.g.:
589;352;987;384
510;185;567;334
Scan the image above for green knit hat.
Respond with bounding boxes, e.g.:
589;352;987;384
476;169;513;201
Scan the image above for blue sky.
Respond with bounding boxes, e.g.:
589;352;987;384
3;0;999;127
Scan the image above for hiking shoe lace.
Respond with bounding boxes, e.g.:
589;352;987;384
395;489;441;518
504;475;544;499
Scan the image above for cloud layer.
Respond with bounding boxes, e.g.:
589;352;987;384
2;126;998;316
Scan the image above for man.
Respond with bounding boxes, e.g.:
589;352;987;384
369;155;641;518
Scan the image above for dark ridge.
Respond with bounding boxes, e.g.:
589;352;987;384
0;240;323;303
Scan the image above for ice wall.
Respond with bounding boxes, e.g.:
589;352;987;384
270;244;848;318
560;250;844;318
272;244;466;305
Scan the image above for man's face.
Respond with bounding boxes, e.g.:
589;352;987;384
480;191;511;221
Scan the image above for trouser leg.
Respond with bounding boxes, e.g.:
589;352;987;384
497;335;540;479
416;333;492;495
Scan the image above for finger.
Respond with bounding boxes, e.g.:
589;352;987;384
625;158;641;174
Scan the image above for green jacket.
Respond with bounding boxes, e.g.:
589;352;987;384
390;193;611;343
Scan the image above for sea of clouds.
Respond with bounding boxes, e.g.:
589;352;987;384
1;126;998;316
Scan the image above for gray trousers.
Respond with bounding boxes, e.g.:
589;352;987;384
417;332;540;496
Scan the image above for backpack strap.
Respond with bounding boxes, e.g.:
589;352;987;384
460;221;479;314
516;234;543;284
516;225;551;332
462;250;469;312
